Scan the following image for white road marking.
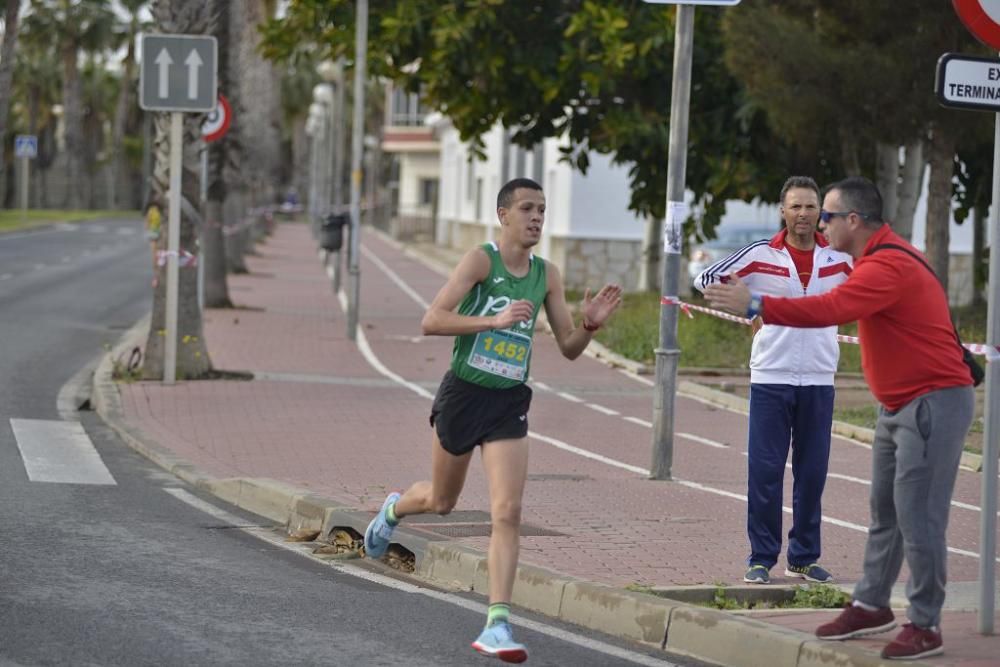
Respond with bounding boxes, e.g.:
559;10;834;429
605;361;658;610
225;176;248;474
10;418;116;485
338;290;434;400
557;392;584;403
677;432;728;449
165;488;677;666
358;241;998;562
624;416;652;427
586;403;619;416
362;244;431;309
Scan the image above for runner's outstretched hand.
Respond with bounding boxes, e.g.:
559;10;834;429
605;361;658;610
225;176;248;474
581;284;623;329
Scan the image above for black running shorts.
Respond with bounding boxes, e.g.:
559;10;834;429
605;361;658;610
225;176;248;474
429;371;532;456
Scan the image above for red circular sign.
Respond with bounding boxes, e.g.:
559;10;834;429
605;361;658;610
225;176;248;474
954;0;1000;51
201;94;231;143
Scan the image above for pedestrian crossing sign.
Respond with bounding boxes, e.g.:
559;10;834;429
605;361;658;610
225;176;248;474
14;135;37;159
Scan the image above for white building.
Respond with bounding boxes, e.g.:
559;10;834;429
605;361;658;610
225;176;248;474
434;119;647;291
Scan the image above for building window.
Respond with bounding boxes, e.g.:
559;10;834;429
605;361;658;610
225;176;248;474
390;87;426;126
420;178;438;205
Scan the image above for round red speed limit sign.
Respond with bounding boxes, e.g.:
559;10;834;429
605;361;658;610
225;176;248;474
954;0;1000;50
201;93;231;143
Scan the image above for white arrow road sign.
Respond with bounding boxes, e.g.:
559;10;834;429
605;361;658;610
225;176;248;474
139;33;217;112
185;49;202;100
155;48;172;99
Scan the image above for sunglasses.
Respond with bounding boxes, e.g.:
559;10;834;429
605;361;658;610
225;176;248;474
819;210;872;223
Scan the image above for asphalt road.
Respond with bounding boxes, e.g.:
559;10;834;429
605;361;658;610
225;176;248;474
0;220;696;666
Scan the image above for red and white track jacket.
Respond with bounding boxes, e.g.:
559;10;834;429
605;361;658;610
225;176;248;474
692;230;853;385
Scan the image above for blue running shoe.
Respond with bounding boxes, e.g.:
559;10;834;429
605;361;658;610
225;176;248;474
785;563;833;583
364;492;400;558
471;622;527;663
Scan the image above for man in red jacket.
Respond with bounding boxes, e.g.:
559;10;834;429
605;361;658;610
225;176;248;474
705;176;975;661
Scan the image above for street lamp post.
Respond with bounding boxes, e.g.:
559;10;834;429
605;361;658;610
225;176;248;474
347;0;368;341
318;60;345;291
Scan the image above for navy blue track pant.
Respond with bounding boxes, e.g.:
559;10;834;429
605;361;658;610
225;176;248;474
747;383;834;570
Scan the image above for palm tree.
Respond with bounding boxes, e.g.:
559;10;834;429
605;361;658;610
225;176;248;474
201;0;233;307
22;0;116;209
142;0;212;380
108;0;149;209
0;0;22;206
222;0;282;273
79;53;118;208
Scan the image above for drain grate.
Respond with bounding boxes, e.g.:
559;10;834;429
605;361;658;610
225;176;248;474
526;473;591;482
405;510;491;524
410;523;564;538
403;510;564;537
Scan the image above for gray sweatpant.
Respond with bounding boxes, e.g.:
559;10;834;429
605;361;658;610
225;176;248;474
852;385;975;628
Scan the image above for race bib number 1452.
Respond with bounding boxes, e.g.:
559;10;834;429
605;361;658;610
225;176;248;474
468;328;531;380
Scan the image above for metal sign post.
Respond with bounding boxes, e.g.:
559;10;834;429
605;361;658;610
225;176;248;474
643;1;741;480
139;33;218;385
347;0;368;341
14;135;37;215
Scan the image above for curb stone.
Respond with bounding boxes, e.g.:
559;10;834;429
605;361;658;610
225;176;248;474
89;315;927;667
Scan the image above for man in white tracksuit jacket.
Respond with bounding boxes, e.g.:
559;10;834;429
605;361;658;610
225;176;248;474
694;176;853;585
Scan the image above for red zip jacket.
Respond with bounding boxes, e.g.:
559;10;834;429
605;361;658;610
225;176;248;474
761;225;972;411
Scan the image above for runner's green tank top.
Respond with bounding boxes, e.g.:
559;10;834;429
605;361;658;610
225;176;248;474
450;243;548;389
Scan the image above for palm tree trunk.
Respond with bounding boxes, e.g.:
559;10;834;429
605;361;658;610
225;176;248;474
0;0;21;206
61;42;86;209
925;124;955;298
874;142;898;222
893;137;924;241
202;0;232;307
110;33;135;209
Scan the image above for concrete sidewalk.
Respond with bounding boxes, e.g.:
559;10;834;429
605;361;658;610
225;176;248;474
92;222;999;667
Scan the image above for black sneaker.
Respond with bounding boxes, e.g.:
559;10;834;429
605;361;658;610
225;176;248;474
785;563;833;583
743;564;770;584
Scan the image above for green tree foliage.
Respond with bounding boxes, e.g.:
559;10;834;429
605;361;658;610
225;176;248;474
0;0;22;205
22;0;116;209
260;0;795;233
723;1;993;289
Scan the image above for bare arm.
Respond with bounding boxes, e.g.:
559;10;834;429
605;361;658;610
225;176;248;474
420;247;536;336
544;261;622;360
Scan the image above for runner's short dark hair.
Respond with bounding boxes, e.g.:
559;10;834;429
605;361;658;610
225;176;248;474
498;178;543;210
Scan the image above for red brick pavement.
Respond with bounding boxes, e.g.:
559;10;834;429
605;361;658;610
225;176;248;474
117;223;1000;665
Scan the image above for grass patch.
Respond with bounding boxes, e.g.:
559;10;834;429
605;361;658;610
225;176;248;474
787;584;851;609
833;404;879;430
0;209;139;233
702;583;850;611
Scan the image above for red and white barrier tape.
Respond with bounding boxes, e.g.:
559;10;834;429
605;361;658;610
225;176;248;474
156;250;198;268
661;295;999;361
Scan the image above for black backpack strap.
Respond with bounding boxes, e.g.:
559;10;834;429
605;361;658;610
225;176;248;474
865;243;938;279
866;243;967;350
